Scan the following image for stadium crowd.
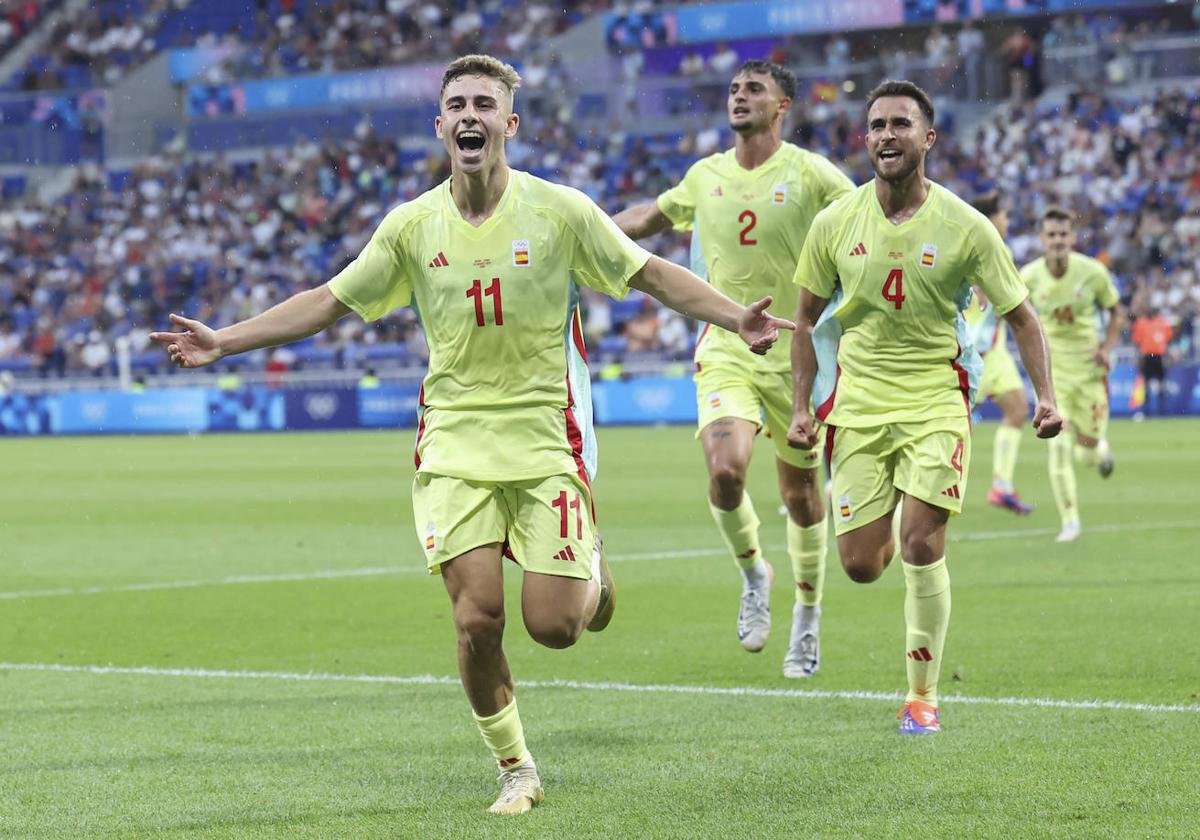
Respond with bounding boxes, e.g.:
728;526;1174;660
9;0;605;91
2;81;1198;377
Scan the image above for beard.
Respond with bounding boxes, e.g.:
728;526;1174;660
872;151;920;184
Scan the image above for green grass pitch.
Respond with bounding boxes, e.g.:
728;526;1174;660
2;420;1198;838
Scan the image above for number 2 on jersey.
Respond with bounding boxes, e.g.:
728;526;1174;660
466;277;503;326
882;268;905;310
738;210;757;246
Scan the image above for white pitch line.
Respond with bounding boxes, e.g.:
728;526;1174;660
3;519;1198;602
0;566;419;601
1;662;1196;715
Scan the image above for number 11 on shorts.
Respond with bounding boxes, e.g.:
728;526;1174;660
552;490;582;539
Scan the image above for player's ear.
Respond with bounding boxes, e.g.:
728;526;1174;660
435;114;445;140
925;126;937;151
505;111;519;139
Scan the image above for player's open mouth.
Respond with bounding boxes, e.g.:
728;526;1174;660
731;107;749;117
879;149;902;160
456;130;485;152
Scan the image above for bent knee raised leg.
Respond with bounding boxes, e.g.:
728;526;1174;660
841;554;886;583
524;613;584;650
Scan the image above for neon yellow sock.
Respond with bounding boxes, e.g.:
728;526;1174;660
1048;434;1079;525
992;425;1022;490
903;557;951;706
787;514;828;605
473;698;530;769
709;492;762;571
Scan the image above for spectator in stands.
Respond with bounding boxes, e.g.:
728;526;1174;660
709;42;738;77
956;22;985;102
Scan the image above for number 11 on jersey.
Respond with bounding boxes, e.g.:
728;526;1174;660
467;277;504;326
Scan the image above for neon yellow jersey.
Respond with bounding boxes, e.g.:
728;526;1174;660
330;170;651;482
794;181;1028;427
1021;252;1119;379
657;143;853;373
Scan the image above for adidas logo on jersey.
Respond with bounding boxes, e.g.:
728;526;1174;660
427;251;449;269
849;242;868;257
941;485;961;499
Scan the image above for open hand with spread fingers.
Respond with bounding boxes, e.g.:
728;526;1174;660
739;296;796;355
148;313;223;369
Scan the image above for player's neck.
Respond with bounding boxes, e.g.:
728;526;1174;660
733;129;781;170
1047;254;1070;277
874;170;929;224
451;163;511;227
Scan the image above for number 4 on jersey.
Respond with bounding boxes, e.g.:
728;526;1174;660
882;268;905;310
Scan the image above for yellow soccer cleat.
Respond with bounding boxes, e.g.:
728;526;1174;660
487;761;544;815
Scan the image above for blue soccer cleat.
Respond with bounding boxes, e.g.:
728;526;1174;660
897;701;941;735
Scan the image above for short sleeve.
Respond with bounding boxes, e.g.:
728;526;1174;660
656;164;698;231
1094;263;1120;309
792;209;838;298
328;207;413;322
809;155;855;206
971;218;1027;316
563;190;652;300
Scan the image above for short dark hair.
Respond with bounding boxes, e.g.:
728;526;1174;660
865;79;935;126
1041;206;1074;228
736;60;797;102
970;191;1002;219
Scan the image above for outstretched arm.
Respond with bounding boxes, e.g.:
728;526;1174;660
1003;299;1063;438
149;284;352;368
786;289;829;450
612;201;674;240
629;255;794;355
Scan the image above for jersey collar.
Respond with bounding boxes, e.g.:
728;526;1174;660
443;169;517;237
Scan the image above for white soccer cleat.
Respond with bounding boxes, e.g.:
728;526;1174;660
487;760;544;815
1055;520;1082;543
737;561;773;652
783;603;821;678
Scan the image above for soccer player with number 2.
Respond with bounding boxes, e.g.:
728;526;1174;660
788;81;1063;735
614;61;853;678
150;54;793;814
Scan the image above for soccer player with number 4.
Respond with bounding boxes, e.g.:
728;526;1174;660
787;81;1063;735
614;61;853;678
150;55;793;814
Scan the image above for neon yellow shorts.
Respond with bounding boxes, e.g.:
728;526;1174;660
694;364;821;470
1055;372;1109;440
412;472;596;580
978;346;1024;401
827;416;972;536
